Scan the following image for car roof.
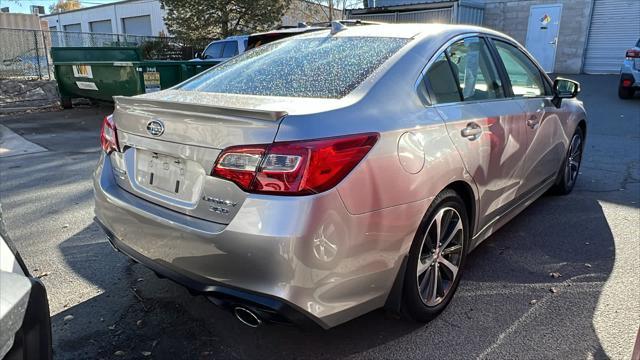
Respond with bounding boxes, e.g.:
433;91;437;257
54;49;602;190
302;23;509;41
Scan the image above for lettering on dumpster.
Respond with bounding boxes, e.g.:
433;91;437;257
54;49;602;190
72;65;93;78
144;71;161;93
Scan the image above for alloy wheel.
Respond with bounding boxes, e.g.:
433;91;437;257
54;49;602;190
416;207;464;307
565;132;583;188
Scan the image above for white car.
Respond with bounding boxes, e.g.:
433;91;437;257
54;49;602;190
193;36;248;63
0;205;52;358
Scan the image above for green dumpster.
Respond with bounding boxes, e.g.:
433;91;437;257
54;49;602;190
51;47;219;108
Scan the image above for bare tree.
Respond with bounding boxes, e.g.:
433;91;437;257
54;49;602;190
298;0;364;23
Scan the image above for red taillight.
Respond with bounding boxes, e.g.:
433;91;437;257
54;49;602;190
212;133;379;195
626;49;640;58
100;114;119;154
622;79;633;87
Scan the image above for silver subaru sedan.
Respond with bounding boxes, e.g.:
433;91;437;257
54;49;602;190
94;23;586;329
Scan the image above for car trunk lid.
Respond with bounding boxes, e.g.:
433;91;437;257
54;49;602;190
108;93;287;224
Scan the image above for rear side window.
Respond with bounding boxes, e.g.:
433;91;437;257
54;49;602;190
446;37;504;101
493;40;545;97
222;41;238;58
179;36;409;99
423;53;461;104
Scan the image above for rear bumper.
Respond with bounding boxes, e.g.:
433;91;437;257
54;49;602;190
620;62;640;88
95;218;321;328
94;153;426;328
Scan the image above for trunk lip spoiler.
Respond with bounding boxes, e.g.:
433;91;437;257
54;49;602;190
114;96;288;122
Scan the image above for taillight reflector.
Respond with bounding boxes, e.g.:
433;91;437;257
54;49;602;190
212;133;379;195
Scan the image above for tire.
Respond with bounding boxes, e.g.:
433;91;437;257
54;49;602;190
618;85;634;99
401;189;469;322
550;127;584;195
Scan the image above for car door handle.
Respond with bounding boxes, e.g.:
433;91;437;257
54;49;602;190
461;123;482;140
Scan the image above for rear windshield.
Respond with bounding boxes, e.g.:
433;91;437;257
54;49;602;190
178;36;409;99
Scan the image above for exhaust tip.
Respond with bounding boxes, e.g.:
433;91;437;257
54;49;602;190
233;306;262;328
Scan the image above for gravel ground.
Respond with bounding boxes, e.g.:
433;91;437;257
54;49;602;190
0;74;638;359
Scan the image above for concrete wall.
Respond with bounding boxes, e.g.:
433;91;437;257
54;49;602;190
482;0;593;74
0;13;41;30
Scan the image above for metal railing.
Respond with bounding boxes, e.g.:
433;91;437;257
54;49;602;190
47;30;170;48
0;28;208;79
0;28;50;79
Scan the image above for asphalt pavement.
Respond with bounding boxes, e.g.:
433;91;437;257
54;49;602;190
0;75;638;359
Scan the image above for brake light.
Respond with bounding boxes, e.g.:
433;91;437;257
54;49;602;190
212;133;379;195
626;49;640;58
100;114;119;154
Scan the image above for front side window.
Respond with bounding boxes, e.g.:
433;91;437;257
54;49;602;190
179;36;409;99
493;40;545;97
203;42;224;59
446;37;504;101
222;41;238;58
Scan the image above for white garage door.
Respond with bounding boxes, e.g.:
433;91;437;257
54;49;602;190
121;15;152;36
583;0;640;74
63;23;81;32
90;19;113;33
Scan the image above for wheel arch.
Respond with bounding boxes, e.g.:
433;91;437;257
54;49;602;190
383;179;477;315
577;119;587;138
444;180;477;238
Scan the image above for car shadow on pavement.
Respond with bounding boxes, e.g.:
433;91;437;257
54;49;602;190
51;190;616;359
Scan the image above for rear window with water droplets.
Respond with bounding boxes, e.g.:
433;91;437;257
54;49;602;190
178;36;409;99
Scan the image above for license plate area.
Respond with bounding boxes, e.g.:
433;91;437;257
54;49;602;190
134;149;200;203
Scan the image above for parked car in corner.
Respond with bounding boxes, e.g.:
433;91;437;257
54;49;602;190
193;35;248;63
619;38;640;99
94;23;586;329
193;20;379;63
0;205;52;359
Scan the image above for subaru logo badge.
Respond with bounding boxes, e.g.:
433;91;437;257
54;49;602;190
146;119;164;137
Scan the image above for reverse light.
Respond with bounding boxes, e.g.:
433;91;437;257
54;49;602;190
100;114;119;154
212;133;379;195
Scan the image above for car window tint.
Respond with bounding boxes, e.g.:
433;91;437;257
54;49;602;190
222;41;238;58
179;37;409;99
204;42;224;59
424;53;461;104
446;37;504;101
493;41;544;97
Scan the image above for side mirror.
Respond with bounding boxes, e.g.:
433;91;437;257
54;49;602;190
552;77;580;108
194;51;202;59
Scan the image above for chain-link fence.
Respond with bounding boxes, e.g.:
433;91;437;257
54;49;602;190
0;28;51;80
1;28;210;79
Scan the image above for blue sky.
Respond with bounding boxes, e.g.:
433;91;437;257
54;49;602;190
0;0;120;14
